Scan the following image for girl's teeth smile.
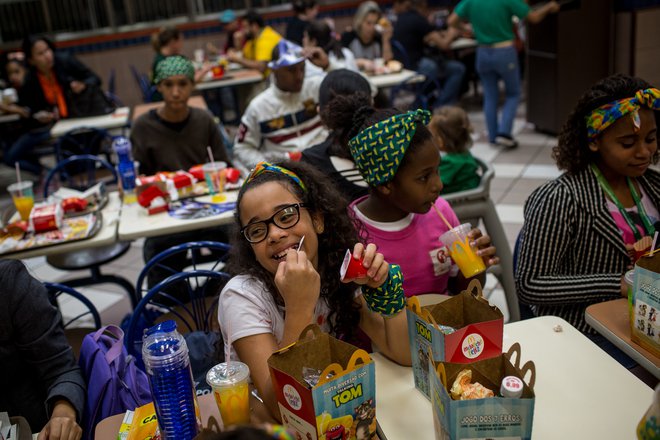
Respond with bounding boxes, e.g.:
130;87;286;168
273;243;302;260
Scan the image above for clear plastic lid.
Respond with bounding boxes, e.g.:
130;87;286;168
142;320;187;364
624;269;635;287
206;361;250;387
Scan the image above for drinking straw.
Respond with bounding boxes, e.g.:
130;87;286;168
207;146;220;192
15;162;22;197
225;315;231;371
650;231;659;256
432;204;463;242
297;235;306;252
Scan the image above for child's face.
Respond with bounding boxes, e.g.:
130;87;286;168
590;107;657;179
385;138;443;214
239;181;322;275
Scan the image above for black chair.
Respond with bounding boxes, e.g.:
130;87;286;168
43;154;138;309
129;65;156;103
55;126;114;165
45;282;102;358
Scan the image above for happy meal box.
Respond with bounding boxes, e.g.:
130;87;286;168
407;279;504;398
268;325;376;440
632;250;660;358
430;343;536;440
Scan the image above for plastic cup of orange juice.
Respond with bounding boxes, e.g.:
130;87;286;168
202;161;227;202
439;223;486;278
8;181;34;221
206;362;251;427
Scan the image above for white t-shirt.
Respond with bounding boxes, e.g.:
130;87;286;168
217;274;332;361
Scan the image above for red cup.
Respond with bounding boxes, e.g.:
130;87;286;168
340;249;368;281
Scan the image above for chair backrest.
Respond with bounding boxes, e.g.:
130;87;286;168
136;241;232;301
56;126;113;164
441;157;493;205
43;154;118;198
45;282;102;330
125;269;231;364
129;65;156;103
391;39;412;70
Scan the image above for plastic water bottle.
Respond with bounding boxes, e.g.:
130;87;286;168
113;136;137;204
142;321;200;439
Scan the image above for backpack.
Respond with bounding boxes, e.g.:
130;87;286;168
78;325;152;440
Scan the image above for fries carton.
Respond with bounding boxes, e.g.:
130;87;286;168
407;280;504;399
632;251;660;357
430;343;536;440
268;325;376;440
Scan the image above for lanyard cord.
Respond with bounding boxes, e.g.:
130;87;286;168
590;163;655;241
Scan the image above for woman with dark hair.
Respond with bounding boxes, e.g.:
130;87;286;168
303;20;358;72
301;69;371;201
218;160;410;419
516;75;660;341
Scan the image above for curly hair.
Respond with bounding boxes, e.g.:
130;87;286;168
554;74;660;174
429;106;473;154
226;161;362;343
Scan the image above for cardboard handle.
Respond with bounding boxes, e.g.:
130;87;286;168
436;363;448;388
317;349;372;386
520;360;536;391
346;349;372;370
505;342;522;369
318;363;344;386
464;279;484;300
297;324;324;343
407;296;422;314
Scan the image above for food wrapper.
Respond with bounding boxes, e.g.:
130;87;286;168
30;203;63;233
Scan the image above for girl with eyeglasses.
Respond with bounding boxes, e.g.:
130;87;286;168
218;161;411;419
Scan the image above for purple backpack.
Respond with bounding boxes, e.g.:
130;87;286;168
78;325;152;439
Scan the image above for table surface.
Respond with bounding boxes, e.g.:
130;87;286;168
585;298;660;378
117;191;237;241
367;69;425;89
374;315;652;440
50;107;130;137
0;112;20;123
195;68;263;91
449;37;478;50
1;192;120;260
131;96;208;122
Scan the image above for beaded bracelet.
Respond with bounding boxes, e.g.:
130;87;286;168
361;264;405;316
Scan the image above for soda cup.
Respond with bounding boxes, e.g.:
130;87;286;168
439;223;486;278
206;362;251;427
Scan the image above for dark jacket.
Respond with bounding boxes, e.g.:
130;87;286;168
0;260;86;432
19;52;101;128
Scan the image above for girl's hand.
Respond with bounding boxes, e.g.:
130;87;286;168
70;80;86;94
275;249;320;314
33;110;55;124
343;243;390;288
468;228;499;267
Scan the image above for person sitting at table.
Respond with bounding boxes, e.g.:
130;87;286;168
233;40;328;170
301;69;372;202
393;0;465;108
0;259;85;439
341;1;393;72
227;10;282;75
131;55;231;176
219;160;411;419
303;20;358;72
131;55;232;289
515;75;659;359
206;10;246;56
286;0;318;46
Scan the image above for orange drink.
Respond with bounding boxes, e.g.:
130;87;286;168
439;223;486;278
206;361;251;427
8;181;34;221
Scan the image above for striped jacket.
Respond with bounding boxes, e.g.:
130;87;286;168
515;167;660;333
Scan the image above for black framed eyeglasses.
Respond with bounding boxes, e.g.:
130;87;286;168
241;203;308;243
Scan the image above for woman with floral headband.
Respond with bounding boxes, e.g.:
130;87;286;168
218;160;411;420
516;75;660;341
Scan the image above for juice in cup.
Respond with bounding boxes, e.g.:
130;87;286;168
202;161;227;202
8;181;34;221
206;362;251;427
439;223;486;278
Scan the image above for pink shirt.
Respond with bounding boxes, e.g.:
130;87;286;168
349;196;460;296
606;184;660;246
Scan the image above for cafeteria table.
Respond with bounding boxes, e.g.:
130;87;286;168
0;112;20;124
50;106;130;138
585;298;660;378
367;69;425;89
117;192;237;241
195;68;263;92
375;315;652;440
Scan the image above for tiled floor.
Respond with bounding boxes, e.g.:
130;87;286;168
1;99;560;326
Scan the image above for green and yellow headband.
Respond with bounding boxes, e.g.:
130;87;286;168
586;88;660;140
244;161;307;192
154;55;195;84
348;109;431;186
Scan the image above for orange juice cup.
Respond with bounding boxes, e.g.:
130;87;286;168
439;223;486;278
8;181;34;221
206;362;251;427
202;161;227;202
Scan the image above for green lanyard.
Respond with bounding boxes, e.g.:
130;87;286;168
590;163;655;241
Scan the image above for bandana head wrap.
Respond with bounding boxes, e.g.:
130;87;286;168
154;55;195;84
268;40;305;70
244;161;307;192
586;88;660;140
348;109;431;186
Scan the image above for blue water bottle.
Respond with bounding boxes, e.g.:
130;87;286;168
142;321;200;439
112;136;137;204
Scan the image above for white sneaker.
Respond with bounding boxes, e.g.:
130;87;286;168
495;135;519;149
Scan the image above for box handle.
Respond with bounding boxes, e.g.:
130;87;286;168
519;360;536;391
464;278;484;300
318;362;344;386
505;342;522;369
435;363;448;388
317;349;372;386
407;296;422;313
297;323;324;343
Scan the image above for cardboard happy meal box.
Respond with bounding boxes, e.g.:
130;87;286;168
407;279;504;398
430;343;536;440
632;251;660;358
268;325;376;440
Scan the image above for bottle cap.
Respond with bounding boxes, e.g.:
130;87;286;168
145;319;177;337
500;375;524;398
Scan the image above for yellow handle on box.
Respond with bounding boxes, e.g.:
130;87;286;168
317;349;372;386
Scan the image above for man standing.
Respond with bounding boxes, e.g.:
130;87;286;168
233;40;329;170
